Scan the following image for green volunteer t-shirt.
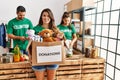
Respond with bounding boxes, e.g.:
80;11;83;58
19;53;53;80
33;25;45;34
57;24;76;40
7;18;33;50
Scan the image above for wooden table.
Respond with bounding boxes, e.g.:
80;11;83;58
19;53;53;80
0;54;105;80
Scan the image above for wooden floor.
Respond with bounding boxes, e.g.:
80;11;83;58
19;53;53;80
0;50;105;80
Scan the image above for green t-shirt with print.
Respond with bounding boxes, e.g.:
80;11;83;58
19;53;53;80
57;24;76;40
7;18;33;50
33;25;45;34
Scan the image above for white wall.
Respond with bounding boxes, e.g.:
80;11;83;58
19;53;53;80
0;0;70;26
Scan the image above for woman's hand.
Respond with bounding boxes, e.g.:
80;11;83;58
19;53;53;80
57;32;64;39
69;42;73;49
25;37;31;40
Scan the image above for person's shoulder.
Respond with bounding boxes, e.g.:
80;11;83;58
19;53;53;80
70;24;75;28
57;24;62;27
8;18;16;23
35;25;42;27
24;18;32;22
34;25;38;28
9;18;16;21
70;24;74;26
33;25;41;29
23;18;30;20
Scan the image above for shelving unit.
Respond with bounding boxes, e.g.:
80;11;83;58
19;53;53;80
70;6;97;54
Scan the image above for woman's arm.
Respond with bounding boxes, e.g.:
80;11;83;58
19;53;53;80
70;34;77;48
53;27;66;40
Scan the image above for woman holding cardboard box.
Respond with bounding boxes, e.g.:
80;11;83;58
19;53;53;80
32;8;64;80
57;12;77;57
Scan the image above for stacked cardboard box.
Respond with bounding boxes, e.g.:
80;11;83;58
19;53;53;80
65;0;95;12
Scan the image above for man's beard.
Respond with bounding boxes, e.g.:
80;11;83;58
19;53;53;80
18;17;24;20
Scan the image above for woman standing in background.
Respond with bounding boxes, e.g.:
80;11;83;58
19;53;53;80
57;12;77;57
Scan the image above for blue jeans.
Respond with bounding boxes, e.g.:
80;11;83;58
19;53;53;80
32;64;59;71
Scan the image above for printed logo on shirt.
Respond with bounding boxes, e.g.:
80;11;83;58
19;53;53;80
13;24;29;29
61;29;72;33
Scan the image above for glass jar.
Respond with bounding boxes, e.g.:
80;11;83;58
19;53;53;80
7;53;13;63
85;48;91;58
1;53;10;63
66;48;73;57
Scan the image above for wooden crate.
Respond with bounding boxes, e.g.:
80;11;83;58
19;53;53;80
57;55;105;80
56;55;81;80
0;54;105;80
0;61;35;80
80;57;105;80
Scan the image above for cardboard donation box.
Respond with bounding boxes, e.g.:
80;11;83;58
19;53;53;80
27;41;65;66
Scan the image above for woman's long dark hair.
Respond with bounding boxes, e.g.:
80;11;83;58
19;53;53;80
37;8;62;37
60;12;72;29
37;8;57;30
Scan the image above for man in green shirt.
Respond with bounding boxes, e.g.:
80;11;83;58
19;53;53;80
7;6;33;55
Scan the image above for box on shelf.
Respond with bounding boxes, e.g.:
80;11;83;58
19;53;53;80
27;41;65;66
65;0;95;12
71;19;81;33
70;13;80;19
79;21;92;35
76;38;94;51
64;1;72;12
71;21;92;34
